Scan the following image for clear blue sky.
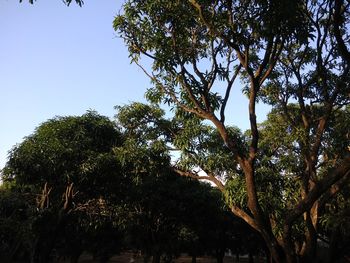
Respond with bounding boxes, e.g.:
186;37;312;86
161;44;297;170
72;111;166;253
0;1;269;169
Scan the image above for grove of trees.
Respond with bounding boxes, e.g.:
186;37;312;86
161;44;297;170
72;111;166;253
1;110;261;263
4;0;350;262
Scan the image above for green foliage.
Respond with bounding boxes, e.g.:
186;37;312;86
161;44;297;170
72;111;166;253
115;102;171;143
8;0;350;260
176;123;246;178
114;0;309;112
3;111;122;199
1;112;125;262
0;102;267;261
115;0;350;260
0;189;32;261
20;0;84;6
122;169;243;259
321;192;350;234
113;102;249;259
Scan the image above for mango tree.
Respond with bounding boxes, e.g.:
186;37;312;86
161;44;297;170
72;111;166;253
114;1;350;262
2;111;124;263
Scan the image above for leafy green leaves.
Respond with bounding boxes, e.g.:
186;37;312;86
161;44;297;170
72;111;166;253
2;111;122;201
20;0;84;6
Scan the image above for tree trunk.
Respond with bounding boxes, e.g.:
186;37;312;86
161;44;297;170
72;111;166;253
152;252;161;263
143;254;151;263
70;246;83;263
264;248;272;263
216;248;225;263
70;248;82;263
216;254;224;263
328;226;340;263
31;242;54;263
4;239;22;263
31;229;58;263
259;230;287;263
191;255;197;263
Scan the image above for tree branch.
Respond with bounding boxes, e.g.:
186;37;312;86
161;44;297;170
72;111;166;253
220;64;242;123
173;168;225;191
286;154;350;225
334;0;350;65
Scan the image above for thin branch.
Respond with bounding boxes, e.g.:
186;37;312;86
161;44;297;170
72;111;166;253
220;64;242;123
178;64;208;112
255;36;274;79
207;39;221;91
134;60;201;116
173;168;225;191
334;0;350;64
259;38;285;86
189;0;247;68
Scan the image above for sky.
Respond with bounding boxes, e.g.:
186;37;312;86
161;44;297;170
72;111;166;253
0;0;270;170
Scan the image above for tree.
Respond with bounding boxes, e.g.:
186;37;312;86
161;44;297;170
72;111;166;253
115;102;256;263
3;111;122;194
320;182;350;262
114;1;350;262
114;102;197;263
2;111;124;262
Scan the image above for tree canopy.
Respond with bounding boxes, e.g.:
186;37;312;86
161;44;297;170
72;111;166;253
3;111;122;196
1;112;124;263
1;108;253;263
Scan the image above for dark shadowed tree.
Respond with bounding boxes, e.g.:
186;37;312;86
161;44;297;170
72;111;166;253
2;111;124;263
0;187;32;262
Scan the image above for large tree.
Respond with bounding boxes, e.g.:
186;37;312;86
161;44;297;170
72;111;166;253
2;111;124;263
114;1;350;262
3;111;122;192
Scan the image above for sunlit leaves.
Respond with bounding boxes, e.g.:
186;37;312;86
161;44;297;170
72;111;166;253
114;0;309;121
115;102;168;143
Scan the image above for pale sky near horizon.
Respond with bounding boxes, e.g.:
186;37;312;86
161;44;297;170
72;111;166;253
0;1;269;170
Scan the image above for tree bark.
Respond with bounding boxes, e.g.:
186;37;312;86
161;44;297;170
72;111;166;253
152;252;161;263
216;248;225;263
70;248;82;263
